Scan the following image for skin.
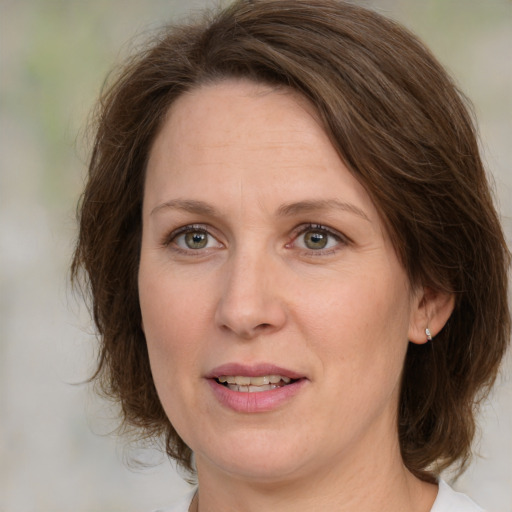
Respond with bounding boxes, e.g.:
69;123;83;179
139;80;453;512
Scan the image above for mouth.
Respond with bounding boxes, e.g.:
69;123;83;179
215;374;296;393
206;364;307;412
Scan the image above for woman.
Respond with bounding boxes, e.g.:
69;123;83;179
72;1;510;510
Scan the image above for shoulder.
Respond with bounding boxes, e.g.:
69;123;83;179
430;480;485;512
151;490;195;512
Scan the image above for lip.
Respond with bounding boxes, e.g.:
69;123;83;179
205;363;308;413
206;363;305;380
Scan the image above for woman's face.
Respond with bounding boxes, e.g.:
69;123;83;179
139;80;425;482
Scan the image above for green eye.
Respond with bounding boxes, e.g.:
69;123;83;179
171;227;221;251
303;230;328;249
293;225;343;252
184;231;208;249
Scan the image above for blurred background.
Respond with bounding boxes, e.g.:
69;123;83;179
0;0;511;510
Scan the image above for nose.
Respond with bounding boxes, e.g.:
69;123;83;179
214;251;287;340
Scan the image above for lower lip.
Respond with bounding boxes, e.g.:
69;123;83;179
207;379;307;413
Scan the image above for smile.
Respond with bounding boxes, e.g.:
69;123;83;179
207;364;307;412
217;375;293;392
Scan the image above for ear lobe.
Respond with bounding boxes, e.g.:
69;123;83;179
408;288;455;345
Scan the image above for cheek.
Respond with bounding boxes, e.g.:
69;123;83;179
139;257;210;339
312;284;410;428
139;284;206;448
296;269;412;381
138;266;205;391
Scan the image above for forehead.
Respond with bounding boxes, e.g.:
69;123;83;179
150;79;324;166
144;79;379;225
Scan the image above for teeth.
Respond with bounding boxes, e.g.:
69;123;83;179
218;375;292;386
228;383;281;392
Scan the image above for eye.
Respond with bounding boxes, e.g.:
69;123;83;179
181;231;209;249
167;225;223;252
291;224;345;252
302;230;332;250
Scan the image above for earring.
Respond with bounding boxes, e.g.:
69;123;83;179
425;327;433;342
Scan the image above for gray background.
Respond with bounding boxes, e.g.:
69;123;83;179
1;0;511;510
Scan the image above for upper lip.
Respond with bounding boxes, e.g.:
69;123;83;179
206;363;305;380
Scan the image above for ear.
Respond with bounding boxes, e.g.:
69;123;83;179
408;287;455;344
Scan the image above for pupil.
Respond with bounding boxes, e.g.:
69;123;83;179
305;231;327;249
185;231;207;249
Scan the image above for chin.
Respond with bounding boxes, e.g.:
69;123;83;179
195;432;314;483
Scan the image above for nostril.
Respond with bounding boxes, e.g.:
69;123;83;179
215;293;287;339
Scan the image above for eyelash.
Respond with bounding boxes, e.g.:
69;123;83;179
289;224;348;255
162;223;348;256
162;224;221;255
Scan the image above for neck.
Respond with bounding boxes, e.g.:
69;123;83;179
193;433;437;512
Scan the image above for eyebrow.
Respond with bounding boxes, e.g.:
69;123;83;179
277;199;370;221
151;198;369;221
151;199;216;217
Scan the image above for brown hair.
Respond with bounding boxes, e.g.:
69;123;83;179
72;0;510;482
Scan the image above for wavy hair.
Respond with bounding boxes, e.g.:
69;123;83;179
72;0;510;482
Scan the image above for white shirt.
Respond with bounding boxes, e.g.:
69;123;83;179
155;479;484;512
431;480;485;512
